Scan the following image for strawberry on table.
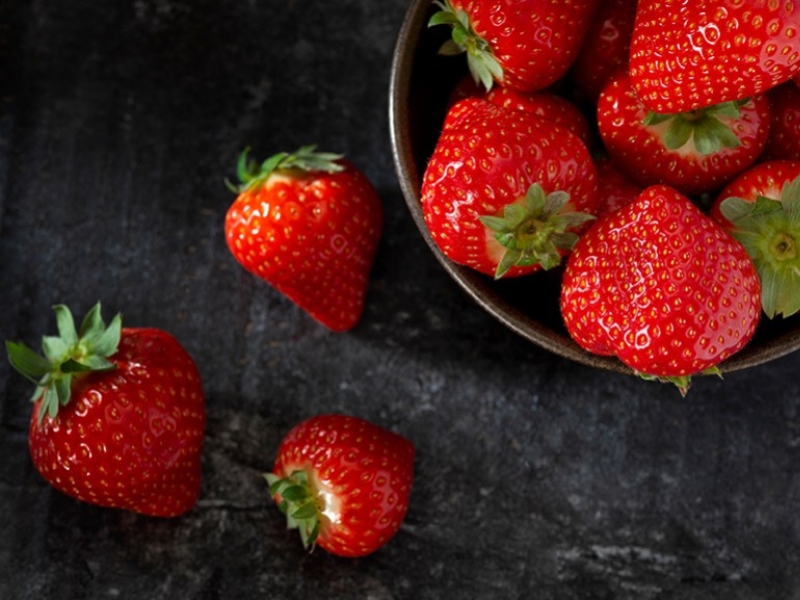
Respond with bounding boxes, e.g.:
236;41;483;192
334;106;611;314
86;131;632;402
421;98;598;279
429;0;599;93
712;160;800;319
265;414;414;558
225;145;383;332
5;303;206;517
597;71;770;196
560;185;762;394
629;0;800;114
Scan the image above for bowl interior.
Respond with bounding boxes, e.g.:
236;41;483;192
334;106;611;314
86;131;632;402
389;0;800;374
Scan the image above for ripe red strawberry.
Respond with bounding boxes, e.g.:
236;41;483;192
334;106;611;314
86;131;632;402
445;77;594;148
762;82;800;161
597;71;770;196
712;160;800;318
225;145;383;332
568;0;637;103
561;185;761;394
429;0;599;93
5;303;206;517
593;157;643;219
486;87;594;150
265;414;414;558
421;98;598;278
629;0;800;114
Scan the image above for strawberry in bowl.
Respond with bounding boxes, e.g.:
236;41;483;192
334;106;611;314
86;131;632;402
390;0;800;382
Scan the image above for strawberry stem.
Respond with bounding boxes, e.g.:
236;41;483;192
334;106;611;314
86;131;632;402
264;470;323;551
720;175;800;318
5;303;120;422
643;99;750;155
228;145;344;194
428;0;503;91
479;184;595;279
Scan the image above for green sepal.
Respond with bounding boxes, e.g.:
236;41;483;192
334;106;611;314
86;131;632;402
479;184;595;279
719;176;800;318
5;303;122;423
264;469;322;552
638;367;722;397
643;99;750;156
429;0;503;91
228;145;345;194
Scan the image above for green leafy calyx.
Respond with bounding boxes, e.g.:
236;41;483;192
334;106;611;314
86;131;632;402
479;184;595;279
643;99;750;156
428;0;503;91
638;367;722;397
227;145;344;194
5;303;121;422
264;470;323;551
719;175;800;318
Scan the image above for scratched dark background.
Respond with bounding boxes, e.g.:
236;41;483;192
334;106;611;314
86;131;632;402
2;1;800;599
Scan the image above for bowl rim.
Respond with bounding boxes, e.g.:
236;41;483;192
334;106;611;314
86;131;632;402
388;0;800;375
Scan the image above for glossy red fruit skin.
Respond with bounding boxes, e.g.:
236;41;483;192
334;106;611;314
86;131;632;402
486;87;593;149
561;185;761;377
421;98;598;277
28;328;206;517
710;160;800;226
762;82;800;162
568;0;637;103
597;72;770;196
629;0;800;113
272;414;415;558
450;0;600;92
225;162;383;332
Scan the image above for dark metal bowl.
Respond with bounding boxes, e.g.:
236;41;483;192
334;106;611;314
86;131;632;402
388;0;800;373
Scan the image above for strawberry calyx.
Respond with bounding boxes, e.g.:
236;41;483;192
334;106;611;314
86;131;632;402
428;0;502;91
227;145;344;194
479;184;595;279
265;469;324;551
638;367;722;397
5;303;121;423
719;175;800;318
643;99;750;156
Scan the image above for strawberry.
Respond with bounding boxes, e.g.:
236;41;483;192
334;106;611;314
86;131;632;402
560;185;761;394
421;98;598;278
265;414;414;558
597;71;770;196
629;0;800;114
485;86;594;150
5;303;205;517
568;0;637;103
445;77;594;149
762;82;800;162
225;145;383;332
593;157;643;219
712;160;800;318
429;0;599;93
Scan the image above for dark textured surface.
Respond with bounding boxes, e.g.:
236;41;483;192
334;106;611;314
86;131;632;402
2;1;800;599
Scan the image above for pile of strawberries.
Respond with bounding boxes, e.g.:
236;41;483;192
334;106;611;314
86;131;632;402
421;0;800;393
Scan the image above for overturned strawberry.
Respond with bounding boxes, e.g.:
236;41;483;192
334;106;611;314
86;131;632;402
713;160;800;319
421;98;598;278
6;303;206;517
597;71;770;196
266;414;414;558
